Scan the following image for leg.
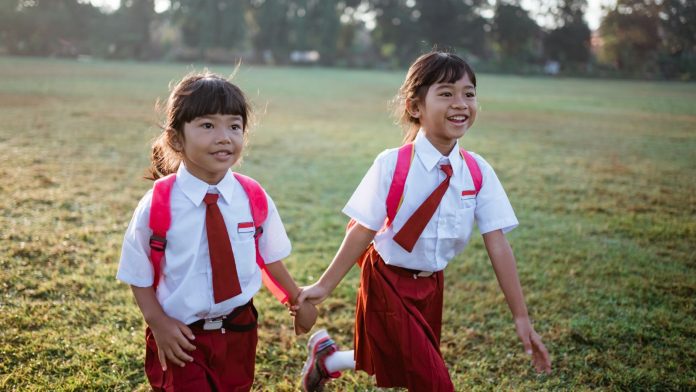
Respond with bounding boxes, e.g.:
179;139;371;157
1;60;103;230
301;329;350;392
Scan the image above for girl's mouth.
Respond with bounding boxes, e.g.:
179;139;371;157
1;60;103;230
447;115;469;124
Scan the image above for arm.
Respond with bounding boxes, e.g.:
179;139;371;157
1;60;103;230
264;260;302;304
483;229;551;374
298;223;377;305
131;285;196;371
265;260;318;334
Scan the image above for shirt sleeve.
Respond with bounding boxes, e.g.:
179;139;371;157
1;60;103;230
116;190;156;287
259;192;292;264
342;149;393;231
472;154;519;234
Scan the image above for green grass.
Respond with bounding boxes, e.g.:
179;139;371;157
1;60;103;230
0;56;694;391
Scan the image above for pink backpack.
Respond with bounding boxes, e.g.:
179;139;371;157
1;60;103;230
148;173;289;304
347;142;483;232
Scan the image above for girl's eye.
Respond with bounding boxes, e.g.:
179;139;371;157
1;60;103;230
440;92;452;97
466;92;476;98
202;122;214;129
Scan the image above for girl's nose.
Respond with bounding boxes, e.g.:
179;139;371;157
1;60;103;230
215;129;232;144
451;99;468;109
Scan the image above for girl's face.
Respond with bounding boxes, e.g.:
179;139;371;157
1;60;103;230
410;73;477;155
175;113;245;184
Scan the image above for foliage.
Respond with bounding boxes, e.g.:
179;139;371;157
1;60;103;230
492;2;542;63
543;0;592;67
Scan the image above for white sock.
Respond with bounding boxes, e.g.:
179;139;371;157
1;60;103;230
324;350;356;373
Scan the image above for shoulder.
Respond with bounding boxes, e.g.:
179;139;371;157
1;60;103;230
372;146;402;170
463;150;495;174
128;188;154;226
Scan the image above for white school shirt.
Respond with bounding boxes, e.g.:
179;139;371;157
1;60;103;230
117;164;291;325
343;131;518;272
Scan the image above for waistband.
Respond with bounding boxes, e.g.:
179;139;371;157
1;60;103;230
188;300;257;333
384;262;435;279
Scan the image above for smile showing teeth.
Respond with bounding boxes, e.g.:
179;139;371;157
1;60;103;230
448;116;468;121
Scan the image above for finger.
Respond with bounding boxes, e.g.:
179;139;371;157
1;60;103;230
520;332;533;356
296;289;309;305
158;348;168;371
172;344;194;364
176;334;197;352
179;324;196;341
165;348;185;367
531;335;551;373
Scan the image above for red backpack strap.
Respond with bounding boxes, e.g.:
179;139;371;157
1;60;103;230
460;149;482;194
346;142;415;233
385;142;415;226
233;173;289;304
148;173;177;290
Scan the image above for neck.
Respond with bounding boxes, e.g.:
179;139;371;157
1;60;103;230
424;134;457;156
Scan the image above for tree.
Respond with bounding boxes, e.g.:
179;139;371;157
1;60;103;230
370;0;423;66
598;0;661;74
0;0;102;56
544;0;592;67
416;0;488;57
492;2;542;62
172;0;248;58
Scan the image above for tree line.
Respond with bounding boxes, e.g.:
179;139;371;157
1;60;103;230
1;0;694;79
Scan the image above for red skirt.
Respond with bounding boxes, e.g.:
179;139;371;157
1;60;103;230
354;245;454;392
145;303;258;392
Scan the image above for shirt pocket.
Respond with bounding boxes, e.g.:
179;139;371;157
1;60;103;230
454;197;476;240
230;231;258;284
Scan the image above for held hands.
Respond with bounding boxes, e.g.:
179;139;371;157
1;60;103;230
296;282;332;306
514;316;552;374
148;313;196;371
290;291;319;335
287;283;332;334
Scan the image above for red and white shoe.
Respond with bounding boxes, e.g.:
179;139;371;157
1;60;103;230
301;329;341;392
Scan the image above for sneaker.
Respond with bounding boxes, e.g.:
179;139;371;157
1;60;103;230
301;329;341;392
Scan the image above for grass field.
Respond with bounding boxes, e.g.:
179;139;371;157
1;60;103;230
0;56;694;391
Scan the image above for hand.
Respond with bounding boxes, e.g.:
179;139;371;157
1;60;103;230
148;314;196;371
296;282;331;306
514;317;551;374
293;300;319;335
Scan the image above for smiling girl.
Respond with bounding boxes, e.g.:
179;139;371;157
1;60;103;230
117;71;316;391
296;51;552;391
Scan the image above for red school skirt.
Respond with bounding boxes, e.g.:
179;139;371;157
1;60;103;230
145;302;258;392
354;245;454;392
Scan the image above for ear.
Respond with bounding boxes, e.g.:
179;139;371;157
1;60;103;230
169;132;184;152
406;98;420;119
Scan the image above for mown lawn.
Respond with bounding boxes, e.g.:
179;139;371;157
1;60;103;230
0;57;694;391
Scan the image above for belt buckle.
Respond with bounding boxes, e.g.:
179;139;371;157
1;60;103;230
416;271;433;278
203;317;224;330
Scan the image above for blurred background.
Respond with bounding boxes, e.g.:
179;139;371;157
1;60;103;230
1;0;694;79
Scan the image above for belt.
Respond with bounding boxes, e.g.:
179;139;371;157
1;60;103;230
188;301;258;333
386;264;435;279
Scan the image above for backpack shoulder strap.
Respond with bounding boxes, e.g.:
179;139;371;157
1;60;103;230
233;172;289;304
385;142;415;225
148;173;177;290
233;173;268;226
460;148;483;194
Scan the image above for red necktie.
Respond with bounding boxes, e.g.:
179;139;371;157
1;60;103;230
392;164;453;252
204;193;242;303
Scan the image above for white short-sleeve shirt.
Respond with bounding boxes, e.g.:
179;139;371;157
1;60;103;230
117;164;291;325
343;131;518;272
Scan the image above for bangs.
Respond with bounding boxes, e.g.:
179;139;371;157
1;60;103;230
412;52;477;97
173;76;249;128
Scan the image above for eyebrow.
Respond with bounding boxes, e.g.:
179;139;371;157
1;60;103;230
434;84;475;90
197;114;243;121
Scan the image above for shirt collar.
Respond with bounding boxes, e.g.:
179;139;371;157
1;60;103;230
176;164;236;206
414;130;463;175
